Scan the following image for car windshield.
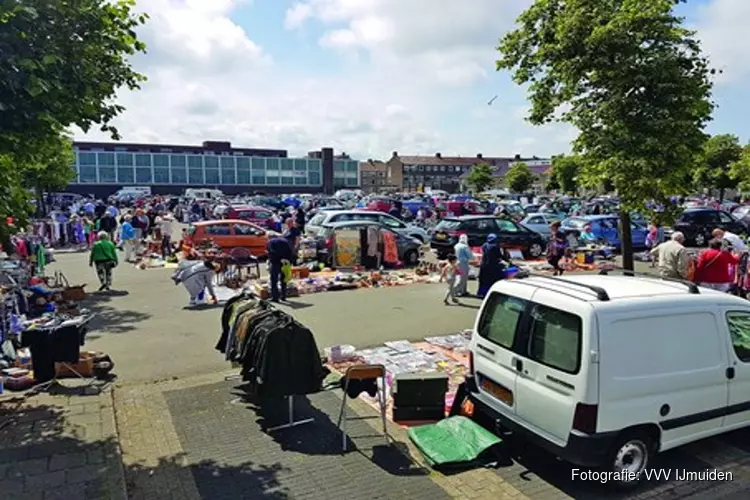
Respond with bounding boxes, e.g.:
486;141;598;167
566;218;588;229
435;220;462;231
309;214;326;226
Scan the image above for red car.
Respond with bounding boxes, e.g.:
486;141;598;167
365;197;394;213
437;200;489;218
222;205;275;228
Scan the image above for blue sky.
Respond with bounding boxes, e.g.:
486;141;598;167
75;0;750;160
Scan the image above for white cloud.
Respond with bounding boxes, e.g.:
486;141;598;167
72;0;749;163
693;0;750;84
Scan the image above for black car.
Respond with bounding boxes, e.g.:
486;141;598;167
431;215;546;259
672;208;746;246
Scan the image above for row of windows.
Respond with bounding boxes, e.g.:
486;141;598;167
76;151;330;173
404;164;472;173
72;165;325;186
333;161;360;173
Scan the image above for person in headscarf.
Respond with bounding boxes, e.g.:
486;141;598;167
477;233;505;298
453;234;474;296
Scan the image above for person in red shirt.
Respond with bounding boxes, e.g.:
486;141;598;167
694;238;739;292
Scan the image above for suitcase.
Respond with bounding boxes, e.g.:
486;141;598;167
392;405;445;422
392;372;449;407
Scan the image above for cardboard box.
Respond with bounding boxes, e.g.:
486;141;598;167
55;357;94;378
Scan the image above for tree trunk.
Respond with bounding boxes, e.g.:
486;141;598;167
719;187;725;203
619;211;634;272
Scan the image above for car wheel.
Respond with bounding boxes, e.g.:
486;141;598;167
606;431;655;490
694;233;706;246
404;250;418;266
528;243;544;258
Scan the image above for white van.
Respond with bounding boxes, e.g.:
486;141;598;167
113;186;151;199
468;271;750;487
184;188;223;200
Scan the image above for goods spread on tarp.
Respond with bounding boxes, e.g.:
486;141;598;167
408;416;502;468
326;332;472;422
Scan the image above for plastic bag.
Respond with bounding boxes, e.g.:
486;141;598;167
281;262;292;283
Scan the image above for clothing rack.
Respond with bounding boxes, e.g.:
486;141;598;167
267;395;314;432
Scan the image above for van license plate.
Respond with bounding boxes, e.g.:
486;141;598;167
436;233;447;240
481;378;513;406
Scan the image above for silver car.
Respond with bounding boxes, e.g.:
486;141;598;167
306;209;430;242
520;213;560;237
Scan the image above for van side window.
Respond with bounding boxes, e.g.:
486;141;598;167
477;293;527;349
726;312;750;362
527;304;582;374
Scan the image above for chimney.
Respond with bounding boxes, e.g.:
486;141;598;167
435;152;442;158
392;151;398;157
476;153;483;159
514;154;521;160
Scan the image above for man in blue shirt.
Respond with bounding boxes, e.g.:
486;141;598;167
266;236;293;302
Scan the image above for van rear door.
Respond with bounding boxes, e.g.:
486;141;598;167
512;288;590;446
472;285;536;416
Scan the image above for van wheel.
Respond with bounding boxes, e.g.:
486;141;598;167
606;432;655;489
694;233;706;246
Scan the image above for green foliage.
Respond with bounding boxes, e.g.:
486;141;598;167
0;0;148;151
497;0;714;221
505;162;535;193
545;173;560;191
730;145;750;192
465;163;494;192
693;134;743;198
550;154;582;194
0;0;147;243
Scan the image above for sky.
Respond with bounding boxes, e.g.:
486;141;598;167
73;0;750;161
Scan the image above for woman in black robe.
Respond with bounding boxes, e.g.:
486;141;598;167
477;233;506;298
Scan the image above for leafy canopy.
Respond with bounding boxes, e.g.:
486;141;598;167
497;0;714;219
505;162;535;193
550;154;582;194
729;145;750;192
465;163;494;192
693;134;742;196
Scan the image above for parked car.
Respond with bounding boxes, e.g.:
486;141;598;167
305;210;429;242
316;221;422;266
184;220;270;256
520;213;561;237
436;200;491;218
467;271;750;488
671;208;746;247
431;215;546;259
561;215;647;248
215;205;275;228
732;205;750;229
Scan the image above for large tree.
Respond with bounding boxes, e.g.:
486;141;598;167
0;0;147;243
497;0;714;270
693;134;743;200
465;163;495;192
551;154;583;194
505;162;535;193
729;144;750;193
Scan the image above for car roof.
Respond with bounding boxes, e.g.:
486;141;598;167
321;210;387;217
523;213;554;218
229;205;268;211
323;220;386;227
491;274;746;309
444;215;498;221
193;219;263;228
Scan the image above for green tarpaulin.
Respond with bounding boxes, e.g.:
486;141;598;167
407;416;502;467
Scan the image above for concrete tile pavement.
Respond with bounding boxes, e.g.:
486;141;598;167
0;385;125;500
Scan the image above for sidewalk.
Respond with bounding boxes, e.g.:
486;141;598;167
0;385;125;500
113;371;527;500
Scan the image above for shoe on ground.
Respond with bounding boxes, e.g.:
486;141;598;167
452;298;460;304
98;284;107;292
443;300;450;305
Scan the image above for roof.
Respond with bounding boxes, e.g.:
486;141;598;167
396;155;512;167
497;274;746;307
441;215;498;221
192;219;265;229
360;161;388;172
458;160;552;180
226;205;269;211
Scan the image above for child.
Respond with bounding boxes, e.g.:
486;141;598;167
440;254;461;305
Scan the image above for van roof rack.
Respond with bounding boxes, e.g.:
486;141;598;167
597;268;700;294
519;273;611;301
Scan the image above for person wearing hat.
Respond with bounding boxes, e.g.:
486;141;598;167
477;233;505;298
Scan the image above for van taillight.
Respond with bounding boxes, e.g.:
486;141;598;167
572;403;598;434
469;351;474;374
325;235;334;249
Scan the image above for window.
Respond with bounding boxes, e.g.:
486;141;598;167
334;161;345;173
135;168;152;183
440;166;446;172
281;177;294;185
117;167;134;183
221;169;236;184
379;216;404;229
204;224;231;235
78;152;96;166
720;212;735;224
308;160;321;173
254;211;272;220
496;219;520;232
294;176;307;185
478;293;526;348
266;175;280;185
205;169;220;184
527;304;582;373
135;154;151;167
188;168;203;184
237;168;250;184
236;157;250;171
309;214;327;226
171;168;187;183
308;172;321;185
220;157;235;169
266;158;279;171
204;156;219;169
346;177;358;186
170;155;186;168
233;224;257;236
154;167;170;183
99;167;116;183
435;220;462;231
252;174;266;185
294;159;307;172
152;154;169;167
418;165;424;171
281;159;294;171
727;312;750;362
79;166;98;183
187;155;203;169
346;161;358;172
528;216;544;224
